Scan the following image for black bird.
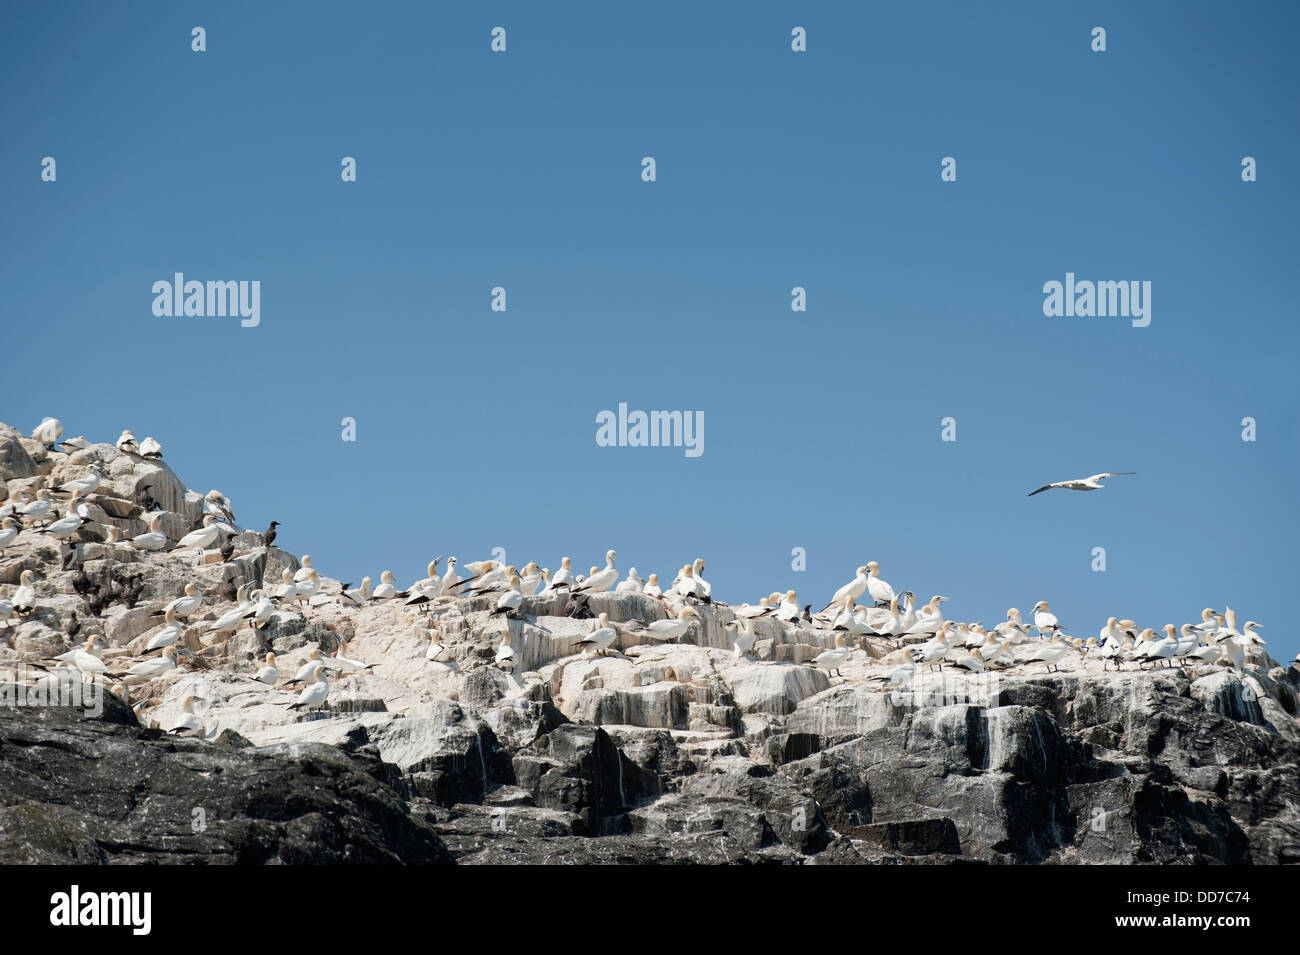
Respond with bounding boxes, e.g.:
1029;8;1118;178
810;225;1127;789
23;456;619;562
134;488;161;512
72;568;93;597
564;593;594;619
123;573;145;609
108;574;126;603
86;586;106;618
264;520;280;548
66;611;81;640
218;578;238;603
220;536;236;562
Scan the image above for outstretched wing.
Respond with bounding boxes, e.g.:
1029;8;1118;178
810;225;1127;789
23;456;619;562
1027;482;1062;497
1089;471;1136;481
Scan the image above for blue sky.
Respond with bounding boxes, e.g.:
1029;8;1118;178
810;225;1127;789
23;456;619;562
2;2;1296;661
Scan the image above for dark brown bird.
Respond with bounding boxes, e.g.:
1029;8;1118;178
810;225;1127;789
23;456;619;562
220;536;236;562
264;520;279;548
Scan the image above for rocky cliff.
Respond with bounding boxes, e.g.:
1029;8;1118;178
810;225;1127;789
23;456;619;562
2;421;1298;864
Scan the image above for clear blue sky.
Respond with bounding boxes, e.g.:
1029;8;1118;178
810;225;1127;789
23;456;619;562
2;2;1296;662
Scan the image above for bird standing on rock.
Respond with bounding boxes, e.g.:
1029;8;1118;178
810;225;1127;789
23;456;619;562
116;430;139;454
263;520;279;548
204;489;236;524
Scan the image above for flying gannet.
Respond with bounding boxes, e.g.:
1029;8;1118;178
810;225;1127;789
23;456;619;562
1027;472;1135;497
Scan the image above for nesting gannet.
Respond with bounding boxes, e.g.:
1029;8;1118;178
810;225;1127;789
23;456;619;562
174;515;222;554
494;631;517;671
518;562;544;597
691;559;713;603
866;594;902;636
1135;628;1176;668
906;595;949;636
643;574;663;598
575;550;618;594
17;489;55;525
155;582;203;619
371;570;399;600
40;501;89;540
1030;601;1063;637
823;566;870;613
204;489;235;523
341;577;374;607
616;568;645;593
244;590;276;629
547;557;576;592
146;607;184;650
115;429;140;454
403;560;444;604
286;648;325;685
490;576;524;617
1027;472;1135;497
327;637;374;673
13;570;37;614
947;645;985;673
293;569;321;605
575;612;617;656
208;584;253;632
139;436;163;460
426;628;449;663
728;616;758;658
293;555;316;583
885;661;916;687
170;694;202;733
287;665;329;710
255;652;279;684
130;515;167;551
914;623;954;670
1029;635;1071;672
120;646;178;683
57;467;103;499
1099;617;1125;647
271;567;299;602
1174;623;1199;657
773;589;800;623
439;557;467;596
1219;637;1245;669
674;565;708;602
54;638;109;674
865;562;895;606
641;605;699;643
31;417;63;448
1239;622;1265;647
58;434;90;452
811;633;852;677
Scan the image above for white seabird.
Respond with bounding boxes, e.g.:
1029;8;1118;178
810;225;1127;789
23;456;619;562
13;570;38;614
575;612;617;656
31;417;63;448
146;607;184;650
255;652;280;684
691;559;713;602
776;589;801;623
490;576;524;617
865;562;895;606
139;436;163;460
286;665;329;710
120;646;179;683
1027;472;1135;497
616;567;645;594
370;570;398;600
156;582;203;619
547;557;576;592
57;467;103;498
823;565;870;613
0;516;22;554
728;616;758;658
130;515;167;551
174;515;222;555
58;435;90;452
208;585;253;632
115;429;139;454
17;489;55;525
1030;601;1063;637
170;694;202;733
811;633;852;677
575;550;618;594
342;577;374;607
642;574;663;598
640;605;699;643
494;632;517;671
204;489;236;523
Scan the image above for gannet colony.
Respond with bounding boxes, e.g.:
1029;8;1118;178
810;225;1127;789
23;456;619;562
2;418;1297;865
